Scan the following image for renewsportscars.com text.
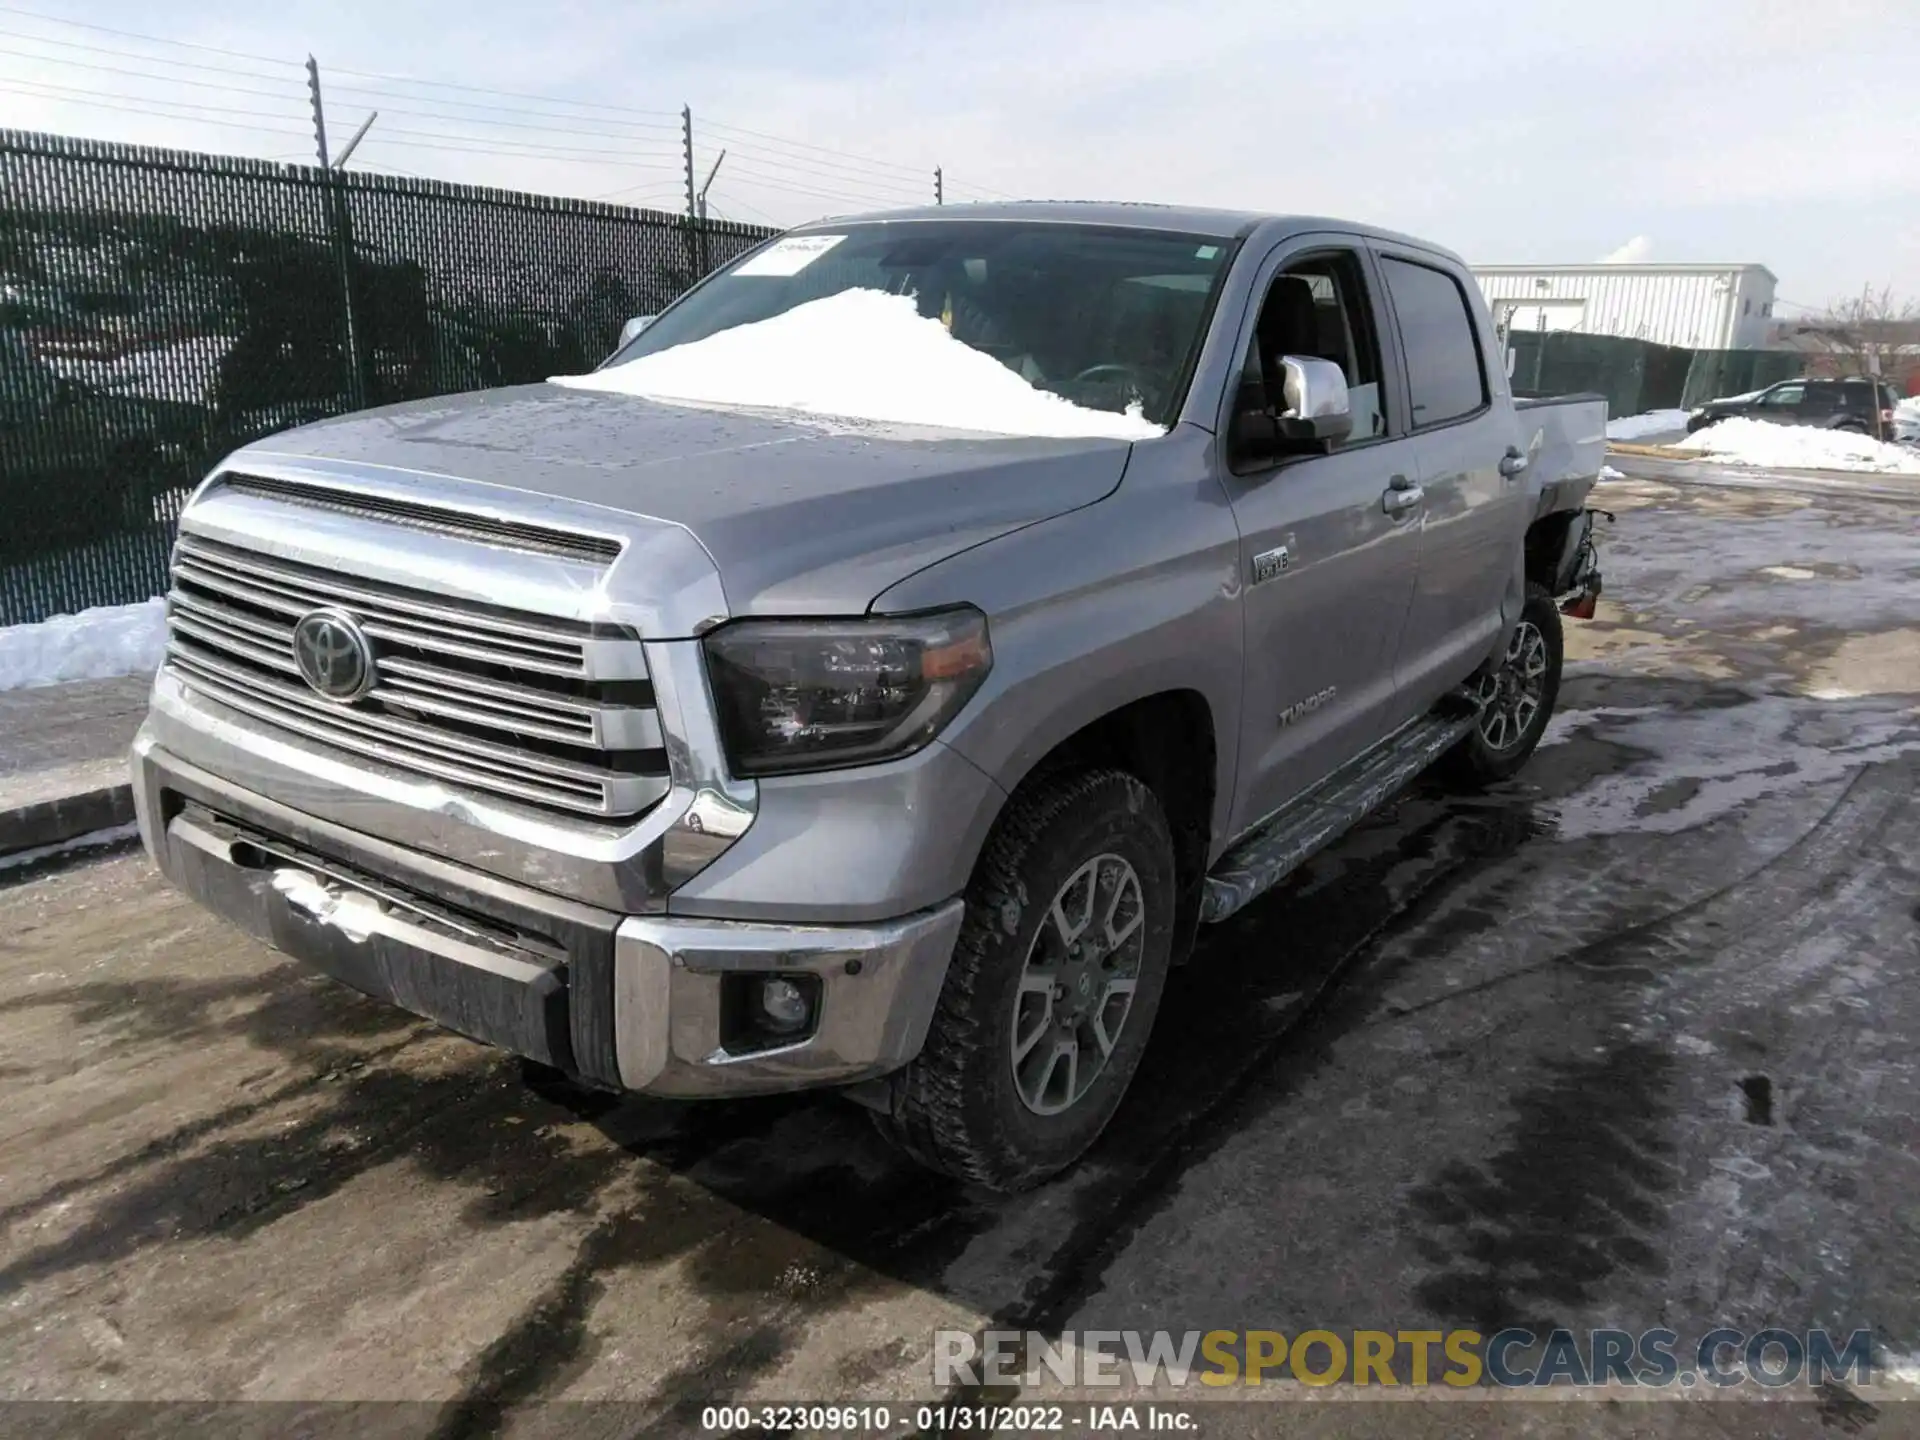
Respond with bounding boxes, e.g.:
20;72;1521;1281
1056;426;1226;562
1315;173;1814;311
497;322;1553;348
934;1327;1876;1389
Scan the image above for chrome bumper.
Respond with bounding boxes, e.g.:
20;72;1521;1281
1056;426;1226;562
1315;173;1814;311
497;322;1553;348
134;732;964;1097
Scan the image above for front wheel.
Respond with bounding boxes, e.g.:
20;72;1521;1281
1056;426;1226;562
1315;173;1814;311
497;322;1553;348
869;769;1177;1191
1446;583;1564;785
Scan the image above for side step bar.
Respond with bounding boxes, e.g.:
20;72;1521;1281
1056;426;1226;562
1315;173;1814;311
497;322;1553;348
1200;712;1475;924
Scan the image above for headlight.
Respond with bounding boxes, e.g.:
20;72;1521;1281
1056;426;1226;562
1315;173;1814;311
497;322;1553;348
701;607;992;777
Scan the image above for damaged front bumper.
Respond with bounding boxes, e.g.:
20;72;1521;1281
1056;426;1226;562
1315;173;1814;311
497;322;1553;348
133;732;964;1097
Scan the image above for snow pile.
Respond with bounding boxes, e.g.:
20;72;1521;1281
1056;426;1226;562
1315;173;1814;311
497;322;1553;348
1674;417;1920;475
0;598;166;691
1605;409;1692;441
552;289;1164;440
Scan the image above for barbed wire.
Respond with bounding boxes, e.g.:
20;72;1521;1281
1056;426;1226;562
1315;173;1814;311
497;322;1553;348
0;6;1019;217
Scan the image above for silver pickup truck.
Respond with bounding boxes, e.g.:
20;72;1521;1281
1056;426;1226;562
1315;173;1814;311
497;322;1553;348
133;203;1607;1190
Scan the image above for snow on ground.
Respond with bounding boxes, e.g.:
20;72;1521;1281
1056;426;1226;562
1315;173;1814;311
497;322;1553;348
1605;409;1692;441
552;289;1164;440
0;599;166;691
1674;416;1920;474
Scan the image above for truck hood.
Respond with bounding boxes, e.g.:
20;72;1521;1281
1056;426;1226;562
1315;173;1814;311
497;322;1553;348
235;383;1134;619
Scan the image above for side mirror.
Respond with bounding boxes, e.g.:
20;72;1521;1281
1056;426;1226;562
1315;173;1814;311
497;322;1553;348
1275;355;1353;446
617;314;656;348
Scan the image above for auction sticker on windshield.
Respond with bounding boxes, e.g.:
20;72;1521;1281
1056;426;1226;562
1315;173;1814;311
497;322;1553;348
733;234;846;277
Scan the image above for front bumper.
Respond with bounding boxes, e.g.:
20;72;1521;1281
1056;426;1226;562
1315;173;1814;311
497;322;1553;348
134;732;964;1097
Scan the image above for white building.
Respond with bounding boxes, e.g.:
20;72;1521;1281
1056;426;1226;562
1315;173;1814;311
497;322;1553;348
1470;264;1779;350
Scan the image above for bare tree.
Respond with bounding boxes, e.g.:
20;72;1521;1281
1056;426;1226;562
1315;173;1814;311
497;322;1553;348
1784;284;1920;380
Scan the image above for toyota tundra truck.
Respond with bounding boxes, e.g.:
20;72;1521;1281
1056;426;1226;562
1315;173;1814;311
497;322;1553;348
133;204;1607;1191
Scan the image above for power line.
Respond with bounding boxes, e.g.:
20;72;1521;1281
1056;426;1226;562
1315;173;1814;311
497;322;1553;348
326;81;679;134
321;89;681;141
0;26;295;81
699;117;928;180
323;62;679;124
705;188;782;228
0;3;292;66
704;141;934;199
702;168;914;212
0;74;297;122
0;79;306;138
0;45;304;102
365;128;683;165
720;162;926;211
0;5;1019;207
943;176;1022;201
371;122;675;160
700;127;942;190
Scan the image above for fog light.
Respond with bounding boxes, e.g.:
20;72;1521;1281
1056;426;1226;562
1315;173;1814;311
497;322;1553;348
757;977;811;1034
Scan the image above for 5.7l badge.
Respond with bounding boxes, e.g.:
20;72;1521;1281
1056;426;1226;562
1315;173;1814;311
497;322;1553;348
1251;544;1292;585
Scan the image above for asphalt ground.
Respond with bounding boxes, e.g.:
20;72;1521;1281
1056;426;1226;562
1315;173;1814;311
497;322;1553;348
2;473;1916;1439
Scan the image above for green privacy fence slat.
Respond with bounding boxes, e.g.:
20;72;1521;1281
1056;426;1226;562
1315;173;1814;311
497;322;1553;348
1;128;773;626
1504;329;1807;422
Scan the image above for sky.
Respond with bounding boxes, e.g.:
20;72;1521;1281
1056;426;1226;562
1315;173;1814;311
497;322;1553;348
1;0;1915;313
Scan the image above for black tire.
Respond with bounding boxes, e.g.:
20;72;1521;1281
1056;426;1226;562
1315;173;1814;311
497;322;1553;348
870;769;1178;1191
1446;582;1564;786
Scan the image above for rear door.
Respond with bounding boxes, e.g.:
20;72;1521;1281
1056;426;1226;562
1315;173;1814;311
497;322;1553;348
1372;249;1527;714
1797;381;1844;428
1216;239;1422;833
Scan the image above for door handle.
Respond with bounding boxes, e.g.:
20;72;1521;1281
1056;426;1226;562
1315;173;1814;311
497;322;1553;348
1498;446;1529;478
1382;474;1424;515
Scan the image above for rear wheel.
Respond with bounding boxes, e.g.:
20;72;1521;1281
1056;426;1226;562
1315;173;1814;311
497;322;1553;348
869;769;1177;1191
1446;583;1563;785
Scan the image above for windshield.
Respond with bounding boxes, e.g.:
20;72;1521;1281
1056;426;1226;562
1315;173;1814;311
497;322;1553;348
591;220;1236;432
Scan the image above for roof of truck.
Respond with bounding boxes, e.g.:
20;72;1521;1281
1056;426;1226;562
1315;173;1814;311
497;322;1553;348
795;200;1448;254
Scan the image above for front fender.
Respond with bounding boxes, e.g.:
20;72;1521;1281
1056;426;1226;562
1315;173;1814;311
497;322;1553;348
873;426;1245;864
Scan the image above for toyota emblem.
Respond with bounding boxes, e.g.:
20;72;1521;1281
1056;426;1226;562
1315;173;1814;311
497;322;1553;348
292;608;376;701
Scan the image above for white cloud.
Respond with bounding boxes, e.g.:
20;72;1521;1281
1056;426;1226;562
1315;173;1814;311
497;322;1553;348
1601;237;1653;264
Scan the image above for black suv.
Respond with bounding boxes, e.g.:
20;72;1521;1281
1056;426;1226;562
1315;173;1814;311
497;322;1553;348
1686;377;1901;436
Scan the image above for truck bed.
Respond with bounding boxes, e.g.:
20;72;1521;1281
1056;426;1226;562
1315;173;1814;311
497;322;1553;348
1515;391;1609;518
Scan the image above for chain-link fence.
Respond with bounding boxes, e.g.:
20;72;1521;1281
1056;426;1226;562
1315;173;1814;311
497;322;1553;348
1;129;773;625
1504;329;1807;422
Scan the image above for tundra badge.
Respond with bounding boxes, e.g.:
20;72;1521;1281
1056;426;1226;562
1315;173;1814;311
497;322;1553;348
1279;686;1336;726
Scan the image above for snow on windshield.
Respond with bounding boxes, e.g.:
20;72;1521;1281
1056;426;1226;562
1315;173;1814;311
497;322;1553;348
549;288;1165;440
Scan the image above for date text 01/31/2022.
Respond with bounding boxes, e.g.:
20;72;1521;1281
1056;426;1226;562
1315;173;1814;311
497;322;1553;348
698;1404;1195;1432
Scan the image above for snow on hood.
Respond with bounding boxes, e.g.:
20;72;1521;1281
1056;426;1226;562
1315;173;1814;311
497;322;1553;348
550;288;1165;441
1674;416;1920;475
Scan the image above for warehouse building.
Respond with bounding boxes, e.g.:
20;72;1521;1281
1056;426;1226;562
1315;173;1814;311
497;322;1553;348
1470;263;1779;351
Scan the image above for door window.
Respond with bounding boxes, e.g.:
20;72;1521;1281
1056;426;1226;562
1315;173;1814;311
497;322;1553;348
1236;249;1389;451
1758;383;1805;408
1378;257;1489;427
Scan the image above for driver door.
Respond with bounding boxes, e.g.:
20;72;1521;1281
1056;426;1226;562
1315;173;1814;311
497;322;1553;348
1217;242;1423;837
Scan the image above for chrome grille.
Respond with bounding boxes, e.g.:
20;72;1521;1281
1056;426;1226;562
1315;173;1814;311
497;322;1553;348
164;533;668;820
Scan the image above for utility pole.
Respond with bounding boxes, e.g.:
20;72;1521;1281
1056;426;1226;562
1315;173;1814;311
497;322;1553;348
934;167;943;205
305;55;329;167
682;104;698;274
